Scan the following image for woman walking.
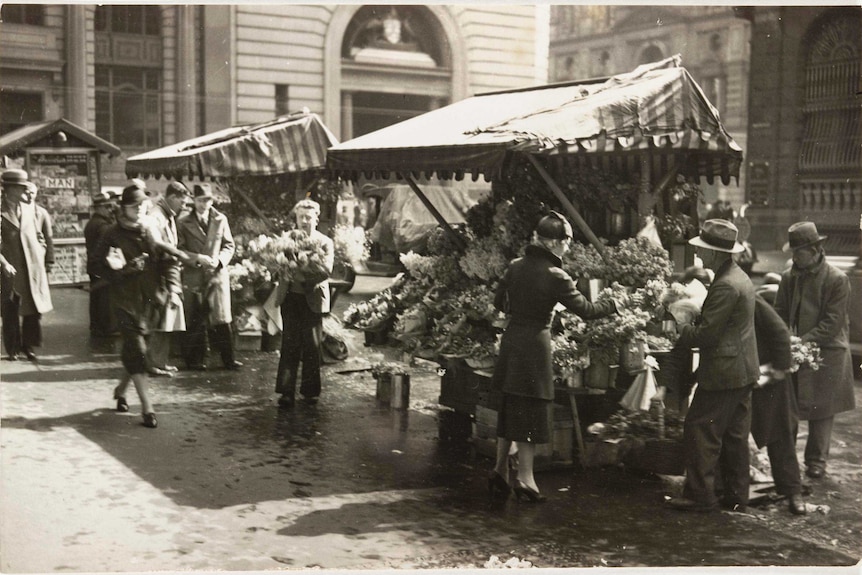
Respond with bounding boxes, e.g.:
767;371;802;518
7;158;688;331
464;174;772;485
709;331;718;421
490;212;620;502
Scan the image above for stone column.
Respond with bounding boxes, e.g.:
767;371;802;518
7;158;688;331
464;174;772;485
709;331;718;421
341;91;353;141
65;5;88;127
175;5;197;140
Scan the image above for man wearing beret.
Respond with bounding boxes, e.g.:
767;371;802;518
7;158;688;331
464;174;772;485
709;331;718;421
773;221;855;480
667;219;759;513
0;169;54;361
84;190;118;337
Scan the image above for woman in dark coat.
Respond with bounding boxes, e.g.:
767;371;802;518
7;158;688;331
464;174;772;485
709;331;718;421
490;212;619;502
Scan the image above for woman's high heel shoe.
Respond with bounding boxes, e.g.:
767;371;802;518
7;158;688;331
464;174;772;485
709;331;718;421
513;481;546;503
113;389;129;413
142;413;158;428
488;471;512;499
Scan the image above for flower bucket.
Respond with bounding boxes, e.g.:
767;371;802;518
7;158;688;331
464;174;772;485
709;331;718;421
375;374;392;403
585;362;618;389
390;374;410;410
563;368;583;388
620;340;646;374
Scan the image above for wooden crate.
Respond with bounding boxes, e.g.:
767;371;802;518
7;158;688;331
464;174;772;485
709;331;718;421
234;331;262;351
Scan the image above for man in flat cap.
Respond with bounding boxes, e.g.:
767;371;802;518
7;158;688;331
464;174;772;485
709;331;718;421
0;169;54;361
85;190;118;337
667;219;759;513
773;221;855;480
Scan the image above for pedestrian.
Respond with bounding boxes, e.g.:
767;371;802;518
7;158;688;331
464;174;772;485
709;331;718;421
146;182;192;377
176;185;242;371
772;221;855;479
748;293;807;515
84;190;118;337
667;219;759;513
489;212;620;502
94;181;161;428
0;169;53;361
274;198;334;407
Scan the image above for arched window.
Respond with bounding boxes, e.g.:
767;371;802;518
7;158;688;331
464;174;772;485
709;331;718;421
639;44;663;65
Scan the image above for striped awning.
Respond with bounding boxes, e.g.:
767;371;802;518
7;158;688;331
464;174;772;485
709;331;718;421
327;56;743;185
125;110;338;180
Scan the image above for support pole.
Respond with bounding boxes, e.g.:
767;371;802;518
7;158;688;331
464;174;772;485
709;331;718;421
231;185;276;232
400;173;466;251
525;154;607;259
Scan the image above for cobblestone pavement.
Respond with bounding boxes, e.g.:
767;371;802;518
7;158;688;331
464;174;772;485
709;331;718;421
1;279;860;572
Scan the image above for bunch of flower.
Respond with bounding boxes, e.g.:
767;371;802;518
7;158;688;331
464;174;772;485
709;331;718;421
789;336;823;372
562;241;606;280
247;229;329;284
459;235;509;283
400;251;465;287
590;409;684;441
582;283;653;365
343;275;427;330
370;361;411;378
451;284;499;324
603;237;674;287
656;214;698;246
331;224;370;267
226;259;271;293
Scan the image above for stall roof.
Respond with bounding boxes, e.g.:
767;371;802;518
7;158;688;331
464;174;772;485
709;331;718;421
0;118;121;157
327;56;743;184
125;110;338;180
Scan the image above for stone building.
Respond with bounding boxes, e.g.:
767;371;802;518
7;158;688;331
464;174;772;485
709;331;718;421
737;6;860;255
0;4;547;187
548;5;751;213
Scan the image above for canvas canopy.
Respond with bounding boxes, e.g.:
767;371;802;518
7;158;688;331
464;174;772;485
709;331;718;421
125;110;338;180
0;118;121;157
327;56;742;185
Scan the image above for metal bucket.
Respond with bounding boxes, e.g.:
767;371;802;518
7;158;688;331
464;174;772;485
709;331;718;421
390;374;410;410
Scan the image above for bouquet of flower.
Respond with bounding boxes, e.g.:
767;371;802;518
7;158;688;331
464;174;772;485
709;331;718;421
247;230;329;284
331;224;370;267
789;336;823;372
370;361;411;379
400;251;465;287
603;237;674;288
552;311;590;372
227;259;271;292
583;283;653;365
459;236;509;283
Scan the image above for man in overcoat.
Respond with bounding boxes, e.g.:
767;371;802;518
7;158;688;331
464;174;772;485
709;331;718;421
0;169;53;361
84;191;118;336
668;219;759;513
146;182;191;376
773;221;855;479
177;185;242;370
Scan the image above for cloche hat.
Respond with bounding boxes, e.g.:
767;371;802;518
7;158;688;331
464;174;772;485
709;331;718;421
688;219;745;254
782;221;827;252
535;211;573;241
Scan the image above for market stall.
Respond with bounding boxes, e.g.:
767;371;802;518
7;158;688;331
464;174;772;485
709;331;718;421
125;110;353;352
330;57;743;470
0;118;121;286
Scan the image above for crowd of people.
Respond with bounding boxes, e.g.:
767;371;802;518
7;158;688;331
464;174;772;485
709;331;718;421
2;170;334;429
1;169;856;509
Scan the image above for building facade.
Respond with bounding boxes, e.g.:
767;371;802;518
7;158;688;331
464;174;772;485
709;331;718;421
738;6;861;255
548;6;751;214
1;4;547;187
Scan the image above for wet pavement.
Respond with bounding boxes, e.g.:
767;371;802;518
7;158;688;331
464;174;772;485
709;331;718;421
1;277;861;572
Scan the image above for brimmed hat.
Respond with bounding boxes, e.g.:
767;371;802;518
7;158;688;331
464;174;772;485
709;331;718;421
688;219;745;253
165;181;191;198
782;221;827;252
1;169;30;187
93;191;115;206
535;211;573;241
193;184;214;199
121;181;149;206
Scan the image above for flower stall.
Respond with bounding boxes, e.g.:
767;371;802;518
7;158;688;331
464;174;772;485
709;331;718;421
328;56;743;468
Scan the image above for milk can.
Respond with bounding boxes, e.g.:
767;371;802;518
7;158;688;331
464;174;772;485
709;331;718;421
390;374;411;410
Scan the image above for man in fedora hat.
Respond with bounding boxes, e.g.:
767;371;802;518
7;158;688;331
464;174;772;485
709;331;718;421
0;169;54;361
773;221;855;479
667;219;759;513
177;184;242;371
84;190;118;337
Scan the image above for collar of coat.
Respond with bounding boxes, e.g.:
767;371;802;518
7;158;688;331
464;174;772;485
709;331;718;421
525;243;562;267
790;253;825;277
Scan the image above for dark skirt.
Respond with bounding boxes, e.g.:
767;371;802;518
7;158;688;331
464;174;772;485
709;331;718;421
496;393;552;444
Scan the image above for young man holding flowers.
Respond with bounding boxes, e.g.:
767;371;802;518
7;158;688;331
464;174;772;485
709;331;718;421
274;198;334;407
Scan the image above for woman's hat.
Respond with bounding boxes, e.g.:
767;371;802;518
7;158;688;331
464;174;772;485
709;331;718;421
93;191;115;206
193;184;214;199
782;221;827;252
121;181;149;206
688;219;745;253
535;211;573;240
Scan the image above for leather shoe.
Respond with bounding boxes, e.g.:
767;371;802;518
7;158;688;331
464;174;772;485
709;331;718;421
224;360;243;370
277;395;295;408
23;348;37;361
805;466;825;479
788;494;807;515
667;497;717;513
163;365;179;373
6;353;19;361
